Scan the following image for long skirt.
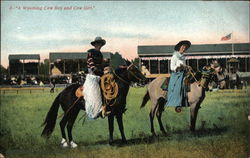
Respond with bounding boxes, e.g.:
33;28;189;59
165;71;188;107
83;74;102;119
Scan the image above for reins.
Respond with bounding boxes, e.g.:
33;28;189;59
217;73;226;83
217;78;225;82
113;70;130;85
187;67;216;89
187;68;206;88
107;64;143;86
128;70;144;82
188;69;199;83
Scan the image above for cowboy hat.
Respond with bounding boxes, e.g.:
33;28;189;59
174;40;191;51
91;36;106;46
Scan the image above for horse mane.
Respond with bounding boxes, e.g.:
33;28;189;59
114;67;127;76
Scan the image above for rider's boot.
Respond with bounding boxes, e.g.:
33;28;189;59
102;105;111;118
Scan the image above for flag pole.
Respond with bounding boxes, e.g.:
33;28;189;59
232;32;234;56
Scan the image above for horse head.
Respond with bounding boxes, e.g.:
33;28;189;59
197;65;216;90
194;60;226;90
210;60;226;89
127;64;147;84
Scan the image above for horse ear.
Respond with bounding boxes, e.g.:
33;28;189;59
210;60;219;67
212;60;220;65
125;59;132;66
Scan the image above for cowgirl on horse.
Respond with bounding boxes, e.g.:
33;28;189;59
166;40;192;110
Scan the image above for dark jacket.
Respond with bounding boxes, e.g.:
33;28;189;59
87;49;104;76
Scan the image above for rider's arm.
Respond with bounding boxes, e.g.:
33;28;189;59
170;54;178;72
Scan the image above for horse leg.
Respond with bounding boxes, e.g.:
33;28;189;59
156;98;167;135
190;103;200;132
67;107;80;148
59;115;69;147
149;103;158;136
108;114;114;145
116;113;127;143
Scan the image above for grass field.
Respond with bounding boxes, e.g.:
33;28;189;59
0;87;249;158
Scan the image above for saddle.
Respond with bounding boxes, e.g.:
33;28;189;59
160;77;191;92
184;76;191;92
160;77;169;91
75;85;84;98
75;73;119;106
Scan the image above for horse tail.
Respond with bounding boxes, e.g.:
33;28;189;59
140;90;150;108
41;93;61;138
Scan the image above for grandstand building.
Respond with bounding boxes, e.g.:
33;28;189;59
138;43;250;78
49;52;113;76
8;54;40;76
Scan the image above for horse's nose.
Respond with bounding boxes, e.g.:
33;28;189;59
218;86;224;89
218;81;226;89
142;78;148;84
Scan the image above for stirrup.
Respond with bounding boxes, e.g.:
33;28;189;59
175;106;182;113
102;111;111;117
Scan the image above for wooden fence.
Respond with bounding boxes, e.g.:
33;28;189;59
0;87;60;94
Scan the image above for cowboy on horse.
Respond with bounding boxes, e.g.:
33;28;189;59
83;37;110;118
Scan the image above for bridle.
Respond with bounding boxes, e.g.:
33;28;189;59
127;64;145;82
187;66;217;89
112;64;145;85
113;70;130;85
216;72;226;84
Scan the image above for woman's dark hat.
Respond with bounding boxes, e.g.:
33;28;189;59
91;37;106;46
174;40;191;51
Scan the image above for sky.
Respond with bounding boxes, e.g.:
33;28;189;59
1;1;249;68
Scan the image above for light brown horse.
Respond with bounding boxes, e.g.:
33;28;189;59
140;62;226;136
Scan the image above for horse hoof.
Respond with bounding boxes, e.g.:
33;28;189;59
61;138;67;144
151;132;157;137
70;141;78;148
61;138;68;148
190;127;195;132
162;131;168;136
122;139;128;144
109;140;113;146
61;142;69;148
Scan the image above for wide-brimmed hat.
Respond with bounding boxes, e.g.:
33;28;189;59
174;40;191;51
91;36;106;46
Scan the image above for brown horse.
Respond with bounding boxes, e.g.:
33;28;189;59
140;62;226;136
